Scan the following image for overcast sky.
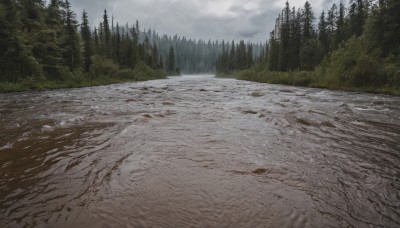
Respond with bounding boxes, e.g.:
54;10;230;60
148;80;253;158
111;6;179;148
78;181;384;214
69;0;336;43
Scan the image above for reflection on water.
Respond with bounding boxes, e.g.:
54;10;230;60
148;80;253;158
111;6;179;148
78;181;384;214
1;75;399;227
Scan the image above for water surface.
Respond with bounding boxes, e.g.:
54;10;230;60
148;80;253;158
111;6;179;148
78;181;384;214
1;75;399;227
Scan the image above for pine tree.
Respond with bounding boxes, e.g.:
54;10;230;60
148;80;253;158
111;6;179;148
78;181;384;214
40;0;67;80
151;42;159;69
115;23;121;65
81;10;92;72
63;0;81;71
158;54;164;69
364;0;400;57
103;9;111;58
229;40;236;71
268;31;280;71
278;1;290;71
303;1;315;42
167;46;176;73
0;0;42;82
334;2;346;47
247;44;254;68
289;8;302;70
319;10;329;56
327;3;338;51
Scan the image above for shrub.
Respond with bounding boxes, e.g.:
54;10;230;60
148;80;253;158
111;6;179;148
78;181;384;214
117;69;137;80
89;55;119;78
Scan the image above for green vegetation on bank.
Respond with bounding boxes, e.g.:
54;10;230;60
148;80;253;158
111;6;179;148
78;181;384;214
218;0;400;96
0;61;166;93
0;0;172;93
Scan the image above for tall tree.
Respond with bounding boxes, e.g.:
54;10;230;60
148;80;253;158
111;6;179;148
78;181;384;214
334;1;346;47
103;9;111;58
364;0;400;57
319;10;329;56
40;0;66;80
0;0;42;82
63;0;81;71
81;10;92;72
327;3;338;51
167;46;176;73
278;1;291;71
303;1;315;42
151;42;159;69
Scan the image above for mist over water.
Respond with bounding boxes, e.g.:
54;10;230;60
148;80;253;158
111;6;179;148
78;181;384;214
1;75;399;227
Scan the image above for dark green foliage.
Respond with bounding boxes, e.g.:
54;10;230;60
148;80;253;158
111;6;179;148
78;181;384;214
81;10;92;72
237;0;399;95
63;0;82;71
216;40;257;74
318;11;329;56
167;46;176;74
0;0;170;91
102;10;111;58
364;0;400;58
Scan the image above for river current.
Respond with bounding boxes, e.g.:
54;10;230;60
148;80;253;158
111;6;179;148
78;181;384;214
0;75;399;227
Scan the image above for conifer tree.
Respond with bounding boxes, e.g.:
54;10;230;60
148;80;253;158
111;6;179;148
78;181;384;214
167;46;176;73
81;10;92;72
63;0;81;71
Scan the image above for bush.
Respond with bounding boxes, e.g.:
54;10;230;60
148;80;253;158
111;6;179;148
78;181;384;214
89;55;119;78
317;36;383;87
132;62;167;81
117;69;137;80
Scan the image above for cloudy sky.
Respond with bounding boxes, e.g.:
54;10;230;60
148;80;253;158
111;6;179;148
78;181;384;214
69;0;336;42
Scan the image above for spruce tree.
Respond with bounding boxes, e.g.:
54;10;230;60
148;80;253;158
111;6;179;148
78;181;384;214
63;0;81;71
167;46;176;73
81;10;92;72
103;10;111;58
318;10;329;56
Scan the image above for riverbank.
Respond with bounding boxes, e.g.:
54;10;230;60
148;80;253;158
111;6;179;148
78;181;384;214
228;69;400;96
0;65;167;93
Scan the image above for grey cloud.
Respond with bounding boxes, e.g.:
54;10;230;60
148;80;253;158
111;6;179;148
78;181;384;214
69;0;327;42
238;29;260;38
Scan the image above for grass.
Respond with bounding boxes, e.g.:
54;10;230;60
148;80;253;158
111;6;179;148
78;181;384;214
234;68;400;96
0;64;167;93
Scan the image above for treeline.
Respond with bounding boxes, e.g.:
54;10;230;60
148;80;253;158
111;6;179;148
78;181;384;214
216;40;263;74
267;0;369;71
0;0;170;88
137;29;265;74
236;0;400;94
0;0;265;91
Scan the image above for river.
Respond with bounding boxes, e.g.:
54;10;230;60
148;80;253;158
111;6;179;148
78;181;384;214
0;75;399;227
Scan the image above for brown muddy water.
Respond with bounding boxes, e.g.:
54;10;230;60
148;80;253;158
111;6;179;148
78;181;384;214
0;75;399;228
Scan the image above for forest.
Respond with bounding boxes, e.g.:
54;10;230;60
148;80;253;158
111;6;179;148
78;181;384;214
0;0;264;92
1;0;399;94
221;0;400;95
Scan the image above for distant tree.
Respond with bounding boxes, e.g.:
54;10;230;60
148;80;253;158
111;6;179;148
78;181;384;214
167;46;176;73
151;42;159;69
229;40;236;70
158;54;164;69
